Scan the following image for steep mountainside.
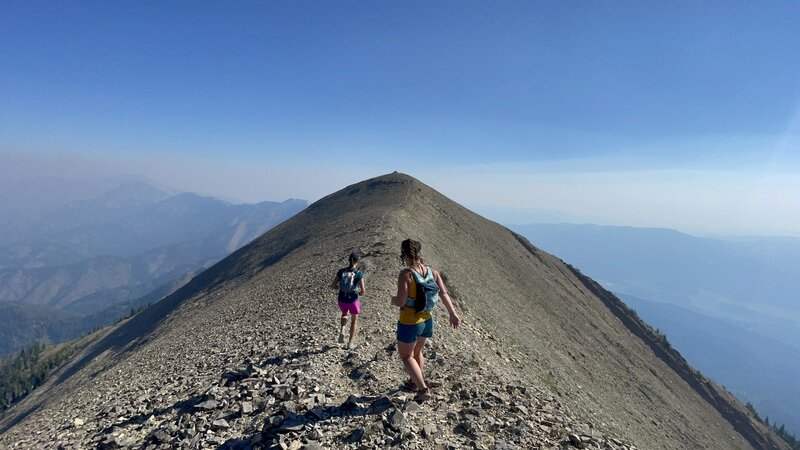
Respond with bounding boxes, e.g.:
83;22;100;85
0;173;786;449
513;223;800;436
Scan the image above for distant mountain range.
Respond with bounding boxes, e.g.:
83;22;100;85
512;222;800;435
0;176;140;221
0;179;307;355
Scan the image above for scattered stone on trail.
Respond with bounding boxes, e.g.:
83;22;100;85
369;395;393;414
387;408;406;431
344;427;365;443
239;401;254;415
404;400;421;413
278;413;306;432
343;394;360;409
569;432;587;448
150;428;171;443
194;399;219;410
211;418;231;430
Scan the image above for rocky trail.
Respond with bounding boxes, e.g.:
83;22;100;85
16;309;635;450
1;255;637;450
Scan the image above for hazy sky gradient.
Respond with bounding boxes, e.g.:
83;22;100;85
2;1;799;235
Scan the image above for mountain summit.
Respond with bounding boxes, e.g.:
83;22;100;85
0;173;785;449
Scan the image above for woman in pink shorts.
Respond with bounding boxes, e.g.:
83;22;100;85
330;252;365;349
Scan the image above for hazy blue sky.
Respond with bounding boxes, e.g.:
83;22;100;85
2;2;799;235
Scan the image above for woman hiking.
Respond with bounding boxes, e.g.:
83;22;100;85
331;252;365;349
391;239;460;401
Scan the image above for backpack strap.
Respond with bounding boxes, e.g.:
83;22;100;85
404;269;418;307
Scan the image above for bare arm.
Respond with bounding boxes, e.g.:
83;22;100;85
433;268;461;329
330;274;340;290
358;277;366;296
391;270;411;307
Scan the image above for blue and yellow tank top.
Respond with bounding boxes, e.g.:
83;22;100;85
398;268;433;325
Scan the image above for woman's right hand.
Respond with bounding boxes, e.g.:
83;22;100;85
449;313;461;329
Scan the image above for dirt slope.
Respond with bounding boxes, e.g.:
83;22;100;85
0;173;785;450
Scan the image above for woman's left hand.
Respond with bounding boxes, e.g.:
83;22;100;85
449;313;461;329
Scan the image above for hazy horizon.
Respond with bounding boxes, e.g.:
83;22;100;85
2;2;799;237
2;151;799;239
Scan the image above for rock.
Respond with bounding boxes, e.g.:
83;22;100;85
150;429;171;443
464;406;482;417
343;394;360;409
115;435;138;447
308;407;329;420
97;436;118;450
239;401;254;415
387;409;406;431
194;400;219;410
568;433;586;448
421;424;436;439
278;414;305;432
211;418;230;430
72;418;84;427
456;420;478;438
404;401;421;413
512;404;528;415
308;427;324;440
302;442;324;450
369;396;393;414
365;419;385;436
344;427;365;443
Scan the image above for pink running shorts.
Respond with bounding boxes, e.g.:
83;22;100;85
338;299;362;315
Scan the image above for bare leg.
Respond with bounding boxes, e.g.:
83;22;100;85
338;314;347;343
398;341;426;390
348;315;358;346
413;337;426;374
